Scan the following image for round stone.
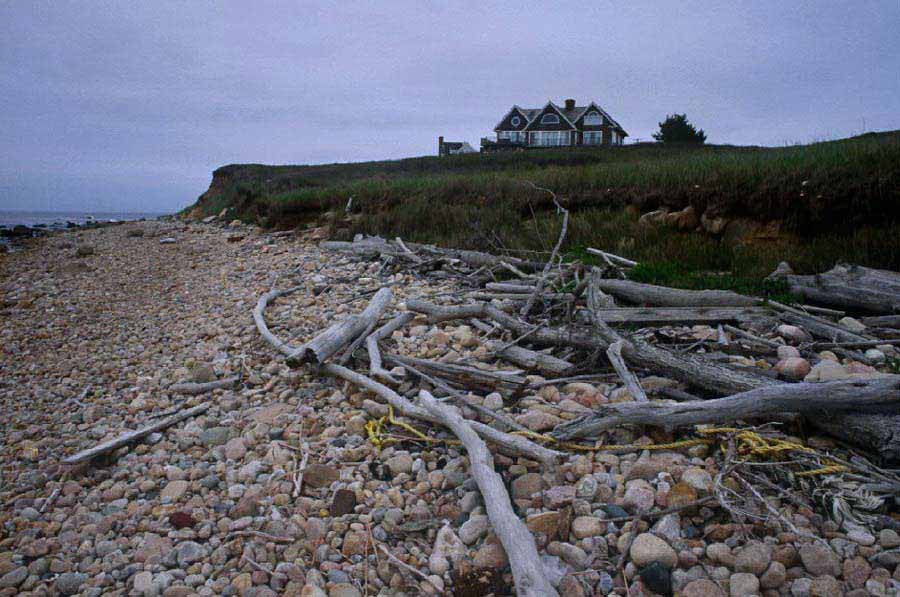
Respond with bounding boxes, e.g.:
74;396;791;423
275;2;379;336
630;533;677;569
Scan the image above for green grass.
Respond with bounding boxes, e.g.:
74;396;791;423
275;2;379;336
189;131;900;294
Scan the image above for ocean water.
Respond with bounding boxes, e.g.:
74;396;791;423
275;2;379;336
0;210;164;229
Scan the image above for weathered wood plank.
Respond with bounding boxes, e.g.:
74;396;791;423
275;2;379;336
590;306;771;326
553;376;900;440
591;278;760;307
63;403;211;465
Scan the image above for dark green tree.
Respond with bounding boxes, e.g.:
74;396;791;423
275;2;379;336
652;113;707;144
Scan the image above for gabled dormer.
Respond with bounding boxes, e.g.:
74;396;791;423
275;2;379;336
523;102;576;131
577;103;607;130
494;106;531;132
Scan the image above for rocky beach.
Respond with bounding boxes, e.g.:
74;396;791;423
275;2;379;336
2;220;900;597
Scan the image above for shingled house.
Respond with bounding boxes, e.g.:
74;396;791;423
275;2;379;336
484;99;628;150
437;136;476;156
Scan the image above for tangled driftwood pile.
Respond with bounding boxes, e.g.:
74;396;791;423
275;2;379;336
244;234;900;595
48;221;900;595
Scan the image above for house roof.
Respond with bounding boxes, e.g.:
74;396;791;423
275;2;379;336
496;100;628;136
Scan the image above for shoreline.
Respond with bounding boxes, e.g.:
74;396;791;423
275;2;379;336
0;214;168;252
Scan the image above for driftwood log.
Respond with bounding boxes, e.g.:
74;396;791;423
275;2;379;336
771;263;900;314
418;390;558;597
779;311;872;344
385;353;527;394
366;312;415;383
168;376;239;395
63;403;211;465
606;340;648;402
253;285;305;357
586;306;771;326
590;278;760;307
486;340;575;376
554;376;900;439
289;287;393;365
861;315;900;328
585;247;638;268
322;237;545;272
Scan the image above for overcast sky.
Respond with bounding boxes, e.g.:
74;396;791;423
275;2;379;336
2;1;898;213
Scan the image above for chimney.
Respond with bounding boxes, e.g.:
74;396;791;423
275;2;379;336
438;136;444;156
564;98;576;111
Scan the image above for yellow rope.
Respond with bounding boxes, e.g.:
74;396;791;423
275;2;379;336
365;413;845;478
697;426;847;477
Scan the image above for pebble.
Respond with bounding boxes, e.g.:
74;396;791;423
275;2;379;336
459;514;490;544
777;324;812;343
799;543;842;577
571;516;605;539
511;472;544;500
630;533;678;568
623;479;656;512
386;453;413;475
329;489;357;516
729;572;759;596
683;579;726;596
160;479;189;501
775;357;811;380
804;360;850;382
760;561;787;589
680;466;713;493
847;529;876;546
0;567;27;588
777;345;801;359
734;540;772;575
473;541;508;568
544;484;576;508
879;529;900;548
56;572;88;595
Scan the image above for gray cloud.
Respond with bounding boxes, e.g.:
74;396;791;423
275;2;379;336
1;1;898;213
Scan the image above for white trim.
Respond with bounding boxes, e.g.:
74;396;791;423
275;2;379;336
583;101;628;136
493;105;530;131
523;101;576;131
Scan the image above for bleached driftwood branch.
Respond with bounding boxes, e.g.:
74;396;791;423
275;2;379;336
169;376;239;395
366;312;415;383
606;340;648;403
289;287;393;365
590;278;759;307
63;403;210;465
253;285;305;356
418;390;558;597
553;376;900;440
521;183;569;317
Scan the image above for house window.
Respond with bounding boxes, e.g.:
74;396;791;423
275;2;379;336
583;131;603;145
510;115;521;127
584;112;602;126
497;131;525;143
531;131;571;146
540;113;560;125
